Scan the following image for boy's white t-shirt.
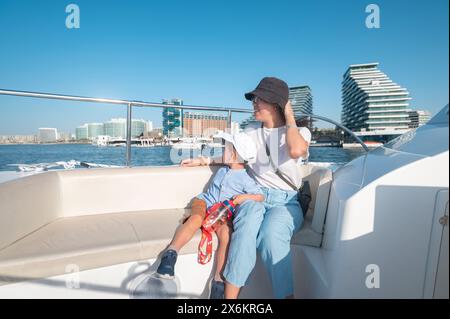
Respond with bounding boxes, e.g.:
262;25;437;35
243;122;312;191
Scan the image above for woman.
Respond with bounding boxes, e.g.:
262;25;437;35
181;77;311;299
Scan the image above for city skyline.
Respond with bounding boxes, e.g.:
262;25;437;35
0;94;435;137
0;0;448;135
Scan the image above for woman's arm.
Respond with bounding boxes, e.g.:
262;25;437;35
232;194;265;205
284;101;309;159
180;156;224;167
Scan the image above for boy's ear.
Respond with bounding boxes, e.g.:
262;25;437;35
235;149;243;163
231;149;237;161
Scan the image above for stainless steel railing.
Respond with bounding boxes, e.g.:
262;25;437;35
0;88;369;166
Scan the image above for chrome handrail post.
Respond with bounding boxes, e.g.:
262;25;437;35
126;102;133;167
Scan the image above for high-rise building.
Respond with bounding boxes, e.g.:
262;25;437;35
341;63;412;132
162;99;183;138
182;112;228;137
131;119;147;138
147;121;153;132
408;110;431;128
104;118;126;138
38;128;58;143
102;118;148;139
77;119;149;140
76;125;88;140
58;132;73;142
289;86;313;127
87;123;105;139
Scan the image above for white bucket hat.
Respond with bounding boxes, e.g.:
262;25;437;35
215;132;257;164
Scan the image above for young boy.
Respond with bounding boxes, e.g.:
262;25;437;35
156;132;265;299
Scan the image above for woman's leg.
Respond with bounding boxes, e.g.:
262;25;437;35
256;201;303;299
224;281;241;299
222;200;266;299
214;222;232;281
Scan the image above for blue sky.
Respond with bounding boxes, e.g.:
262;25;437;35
0;0;448;134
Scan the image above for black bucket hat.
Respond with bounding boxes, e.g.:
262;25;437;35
245;77;289;110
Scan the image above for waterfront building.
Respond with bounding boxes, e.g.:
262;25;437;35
87;123;105;139
57;132;73;142
408;110;431;128
38;128;58;143
76;125;88;140
182;112;228;137
289;85;313;128
341;63;412;133
147;121;153;133
77;119;149;140
104;119;126;139
131;119;147;138
0;135;38;144
162;99;183;138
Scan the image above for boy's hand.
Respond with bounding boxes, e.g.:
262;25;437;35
232;194;265;205
232;194;246;205
232;195;242;205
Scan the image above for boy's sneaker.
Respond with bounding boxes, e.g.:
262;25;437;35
209;280;225;299
156;249;178;279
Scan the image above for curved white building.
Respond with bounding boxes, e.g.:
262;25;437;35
342;63;412;133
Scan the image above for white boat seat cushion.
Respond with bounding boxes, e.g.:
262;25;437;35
291;166;333;247
0;209;218;285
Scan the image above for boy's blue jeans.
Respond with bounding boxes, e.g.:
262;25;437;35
223;187;303;299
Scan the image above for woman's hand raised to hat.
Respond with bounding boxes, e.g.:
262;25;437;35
283;99;309;159
284;100;296;123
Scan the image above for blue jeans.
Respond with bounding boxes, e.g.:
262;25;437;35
223;187;303;299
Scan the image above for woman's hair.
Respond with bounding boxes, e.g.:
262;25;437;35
276;103;286;123
266;101;286;124
296;117;310;127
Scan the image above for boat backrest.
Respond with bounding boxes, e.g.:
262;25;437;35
298;164;333;238
0;166;218;250
58;166;218;217
0;172;62;251
0;164;332;251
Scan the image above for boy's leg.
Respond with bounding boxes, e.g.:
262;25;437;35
169;214;203;251
169;198;206;251
214;222;232;281
209;222;232;299
157;198;206;278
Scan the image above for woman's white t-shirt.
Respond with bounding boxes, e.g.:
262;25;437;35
243;122;312;191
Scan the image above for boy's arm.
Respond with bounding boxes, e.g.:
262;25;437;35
232;193;265;205
234;175;265;204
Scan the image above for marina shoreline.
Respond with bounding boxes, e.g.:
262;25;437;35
0;142;91;146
